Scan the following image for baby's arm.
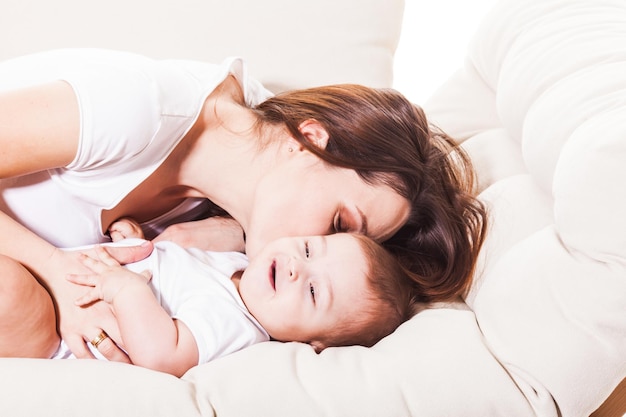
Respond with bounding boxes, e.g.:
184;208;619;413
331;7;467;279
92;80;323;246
108;217;145;242
67;246;198;377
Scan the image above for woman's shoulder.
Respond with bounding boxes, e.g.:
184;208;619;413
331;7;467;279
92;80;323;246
159;56;273;109
0;48;152;92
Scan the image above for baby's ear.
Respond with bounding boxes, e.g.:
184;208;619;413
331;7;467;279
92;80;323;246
309;340;327;353
298;119;329;150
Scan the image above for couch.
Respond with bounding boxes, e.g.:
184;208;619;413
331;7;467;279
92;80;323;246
0;0;624;416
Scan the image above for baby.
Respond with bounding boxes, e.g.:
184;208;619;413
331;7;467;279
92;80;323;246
1;218;416;377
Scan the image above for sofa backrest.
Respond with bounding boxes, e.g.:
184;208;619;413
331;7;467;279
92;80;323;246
1;0;404;93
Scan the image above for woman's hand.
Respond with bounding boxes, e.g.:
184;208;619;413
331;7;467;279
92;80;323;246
153;217;245;252
42;242;153;362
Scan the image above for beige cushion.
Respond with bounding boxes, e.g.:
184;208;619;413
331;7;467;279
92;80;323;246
0;0;402;92
0;358;204;416
427;0;626;415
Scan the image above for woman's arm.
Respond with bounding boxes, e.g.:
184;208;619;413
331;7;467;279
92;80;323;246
153;217;246;252
0;81;78;177
68;246;199;377
0;81;151;361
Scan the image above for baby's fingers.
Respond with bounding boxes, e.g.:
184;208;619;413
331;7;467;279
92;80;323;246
77;248;118;273
139;269;153;283
66;272;96;287
93;245;121;266
108;229;126;243
73;290;102;307
65;276;102;306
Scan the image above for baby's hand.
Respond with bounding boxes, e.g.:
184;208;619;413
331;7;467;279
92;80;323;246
66;246;151;306
108;217;145;241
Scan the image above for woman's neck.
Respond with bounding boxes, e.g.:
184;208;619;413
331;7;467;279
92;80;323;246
168;97;283;234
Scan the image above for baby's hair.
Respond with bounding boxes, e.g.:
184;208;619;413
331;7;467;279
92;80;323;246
312;234;418;352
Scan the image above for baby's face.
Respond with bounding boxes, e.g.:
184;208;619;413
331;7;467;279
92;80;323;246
238;233;372;346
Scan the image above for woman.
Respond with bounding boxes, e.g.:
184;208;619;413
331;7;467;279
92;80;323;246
0;48;486;362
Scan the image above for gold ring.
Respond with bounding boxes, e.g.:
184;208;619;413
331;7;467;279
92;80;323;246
90;331;109;348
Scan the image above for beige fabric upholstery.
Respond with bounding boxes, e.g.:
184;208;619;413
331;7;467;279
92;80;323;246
1;0;402;92
1;1;625;416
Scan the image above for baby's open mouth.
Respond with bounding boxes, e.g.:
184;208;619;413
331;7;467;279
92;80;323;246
270;260;276;290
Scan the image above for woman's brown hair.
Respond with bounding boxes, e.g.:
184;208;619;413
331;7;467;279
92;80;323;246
253;84;487;302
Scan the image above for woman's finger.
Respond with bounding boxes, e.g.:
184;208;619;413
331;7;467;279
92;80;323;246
104;241;153;264
90;333;131;363
64;334;96;359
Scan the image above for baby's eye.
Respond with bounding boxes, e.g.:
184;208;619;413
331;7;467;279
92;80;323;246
305;241;310;258
309;283;316;302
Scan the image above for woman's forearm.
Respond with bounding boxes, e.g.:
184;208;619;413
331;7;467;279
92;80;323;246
0;210;58;281
0;81;81;279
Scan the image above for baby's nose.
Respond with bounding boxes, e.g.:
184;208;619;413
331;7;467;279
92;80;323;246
288;258;303;282
288;266;298;281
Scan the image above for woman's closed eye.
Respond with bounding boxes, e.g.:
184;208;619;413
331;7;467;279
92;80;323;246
333;213;346;232
304;241;310;258
334;208;366;235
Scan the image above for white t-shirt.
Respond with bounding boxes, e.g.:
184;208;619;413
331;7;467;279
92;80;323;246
0;48;273;247
53;240;269;363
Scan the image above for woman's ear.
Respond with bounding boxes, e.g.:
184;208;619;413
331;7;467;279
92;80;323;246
298;119;329;150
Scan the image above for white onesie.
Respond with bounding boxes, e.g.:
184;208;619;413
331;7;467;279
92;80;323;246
0;48;273;247
53;240;269;364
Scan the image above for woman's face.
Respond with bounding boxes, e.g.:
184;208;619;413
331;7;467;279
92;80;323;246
244;149;410;258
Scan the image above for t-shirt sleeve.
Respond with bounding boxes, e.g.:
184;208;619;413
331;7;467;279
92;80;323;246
173;295;268;365
63;51;162;172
